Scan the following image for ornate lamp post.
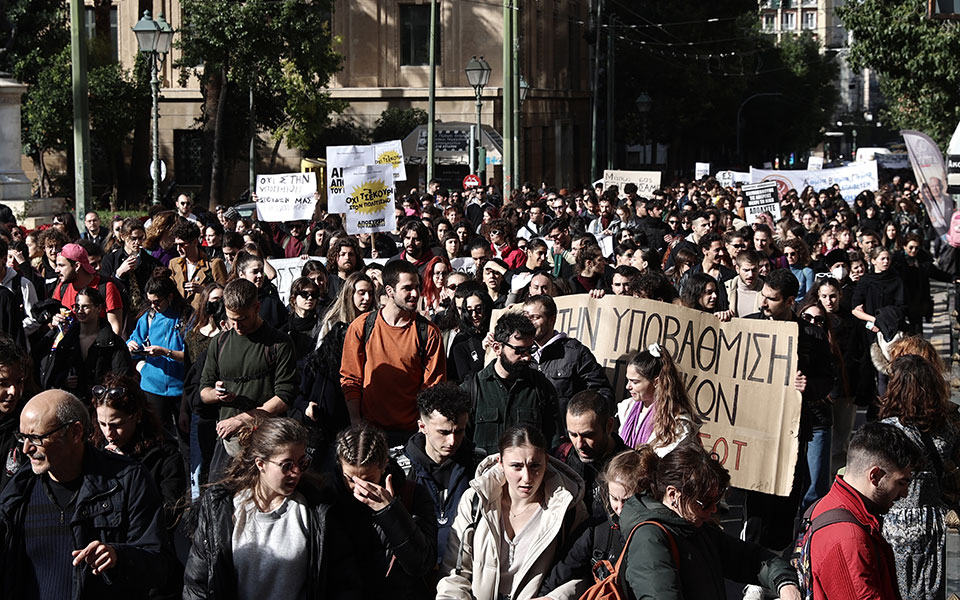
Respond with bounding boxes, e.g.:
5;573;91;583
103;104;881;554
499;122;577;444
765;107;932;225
465;56;492;175
133;10;175;205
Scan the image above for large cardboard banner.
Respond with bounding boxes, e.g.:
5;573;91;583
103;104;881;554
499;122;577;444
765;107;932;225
372;140;407;182
750;162;879;205
254;172;318;222
493;295;801;496
741;181;782;224
603;169;662;197
343;164;397;235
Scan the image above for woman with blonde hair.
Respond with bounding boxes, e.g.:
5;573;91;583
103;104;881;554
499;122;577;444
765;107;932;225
619;343;701;455
318;271;377;341
145;210;179;266
183;416;359;599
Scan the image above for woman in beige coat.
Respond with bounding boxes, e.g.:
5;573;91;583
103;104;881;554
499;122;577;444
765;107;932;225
437;425;587;600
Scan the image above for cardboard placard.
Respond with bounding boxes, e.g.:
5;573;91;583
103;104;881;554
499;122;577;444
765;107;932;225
603;169;662;197
343;164;397;235
254;172;318;222
741;181;782;224
490;295;802;496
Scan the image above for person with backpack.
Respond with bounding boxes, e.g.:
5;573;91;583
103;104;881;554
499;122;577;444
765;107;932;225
539;449;643;599
620;443;800;600
52;242;125;335
340;260;446;447
437;425;587;600
805;421;922;600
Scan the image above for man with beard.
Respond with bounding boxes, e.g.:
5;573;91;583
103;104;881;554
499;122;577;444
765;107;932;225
553;390;628;519
0;335;33;491
325;237;365;299
340;261;446;446
387;220;436;277
462;312;559;455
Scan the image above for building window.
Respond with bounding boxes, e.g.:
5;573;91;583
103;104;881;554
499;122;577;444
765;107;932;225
174;130;204;186
84;6;118;62
781;11;797;30
399;4;440;66
802;10;817;30
763;13;776;32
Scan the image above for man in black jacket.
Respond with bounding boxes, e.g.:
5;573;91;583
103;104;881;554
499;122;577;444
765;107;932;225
401;382;482;570
553;390;629;520
0;389;170;598
523;294;614;415
741;269;835;561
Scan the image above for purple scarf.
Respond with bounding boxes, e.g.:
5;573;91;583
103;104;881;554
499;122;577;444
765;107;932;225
621;400;657;449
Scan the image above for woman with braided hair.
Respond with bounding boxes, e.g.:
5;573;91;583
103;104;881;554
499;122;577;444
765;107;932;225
333;423;437;600
618;344;702;456
183;416;359;600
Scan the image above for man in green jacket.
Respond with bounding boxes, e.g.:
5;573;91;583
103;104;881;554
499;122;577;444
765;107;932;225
462;312;560;455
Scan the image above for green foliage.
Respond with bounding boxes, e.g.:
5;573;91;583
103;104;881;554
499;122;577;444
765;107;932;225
88;61;150;154
20;48;71;158
835;0;960;147
176;0;345;152
372;107;428;142
0;0;69;82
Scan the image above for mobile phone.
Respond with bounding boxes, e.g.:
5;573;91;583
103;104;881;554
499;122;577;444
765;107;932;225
215;384;227;393
865;321;875;331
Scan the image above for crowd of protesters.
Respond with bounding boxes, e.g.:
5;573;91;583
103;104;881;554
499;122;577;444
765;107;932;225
0;173;957;600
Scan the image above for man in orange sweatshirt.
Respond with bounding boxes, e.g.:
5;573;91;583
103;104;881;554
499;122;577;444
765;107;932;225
340;261;446;446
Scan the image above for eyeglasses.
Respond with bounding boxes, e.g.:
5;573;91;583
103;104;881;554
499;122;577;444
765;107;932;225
147;297;167;307
268;455;312;475
502;341;535;355
15;420;77;446
92;385;127;402
447;283;460;291
801;313;825;326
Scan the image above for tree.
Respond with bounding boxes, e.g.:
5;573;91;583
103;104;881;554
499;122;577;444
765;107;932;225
372;107;427;143
835;0;960;147
176;0;345;208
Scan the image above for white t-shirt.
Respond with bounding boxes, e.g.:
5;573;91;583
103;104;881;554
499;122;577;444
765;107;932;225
232;490;309;600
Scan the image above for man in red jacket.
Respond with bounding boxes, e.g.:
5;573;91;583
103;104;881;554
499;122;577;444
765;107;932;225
810;421;922;600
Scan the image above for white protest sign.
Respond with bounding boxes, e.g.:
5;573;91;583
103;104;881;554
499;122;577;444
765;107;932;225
807;156;824;170
372;140;407;182
741;181;782;224
750;162;878;205
254;172;318;222
716;170;751;189
266;256;325;305
450;257;476;275
327;145;376;211
343;164;397;235
603;169;662;197
695;162;711;180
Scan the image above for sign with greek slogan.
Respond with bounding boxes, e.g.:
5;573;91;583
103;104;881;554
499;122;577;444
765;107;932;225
254;172;317;222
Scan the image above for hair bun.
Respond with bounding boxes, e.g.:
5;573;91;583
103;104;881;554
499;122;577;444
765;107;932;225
152;266;173;280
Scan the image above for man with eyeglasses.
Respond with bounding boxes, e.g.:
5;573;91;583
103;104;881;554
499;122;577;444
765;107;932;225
0;389;170;598
0;334;31;491
81;211;108;248
170;221;228;311
461;312;559;456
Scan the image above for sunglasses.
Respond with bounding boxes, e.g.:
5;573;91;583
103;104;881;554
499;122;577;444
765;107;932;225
268;455;312;475
297;291;319;300
92;385;127;401
490;229;503;236
801;313;826;326
502;341;535;355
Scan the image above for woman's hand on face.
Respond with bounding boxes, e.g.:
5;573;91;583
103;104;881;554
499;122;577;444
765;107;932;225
352;473;395;512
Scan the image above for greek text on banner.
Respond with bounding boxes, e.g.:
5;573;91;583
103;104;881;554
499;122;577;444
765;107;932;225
254;172;317;222
491;295;801;496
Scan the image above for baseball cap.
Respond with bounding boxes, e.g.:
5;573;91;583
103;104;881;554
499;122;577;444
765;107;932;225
61;243;96;274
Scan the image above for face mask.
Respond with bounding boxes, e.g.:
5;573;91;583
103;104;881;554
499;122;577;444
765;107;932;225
831;265;848;280
205;299;223;316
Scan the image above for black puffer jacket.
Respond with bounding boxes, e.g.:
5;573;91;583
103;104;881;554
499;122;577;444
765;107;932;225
330;461;438;600
38;323;135;401
536;334;615;415
182;478;360;600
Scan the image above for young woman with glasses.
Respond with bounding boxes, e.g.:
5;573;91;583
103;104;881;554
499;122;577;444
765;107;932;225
38;287;135;402
184;416;359;599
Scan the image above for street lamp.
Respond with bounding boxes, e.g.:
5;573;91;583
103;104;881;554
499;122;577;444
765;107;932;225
519;75;530;106
465;56;491;175
134;10;175;205
635;92;652;165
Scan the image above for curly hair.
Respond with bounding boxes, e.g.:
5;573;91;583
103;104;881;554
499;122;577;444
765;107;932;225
888;335;946;375
628;347;702;450
880;354;950;432
640;442;729;522
144;211;178;250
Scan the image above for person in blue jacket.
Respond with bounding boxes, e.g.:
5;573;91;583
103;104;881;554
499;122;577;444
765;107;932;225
127;268;191;436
